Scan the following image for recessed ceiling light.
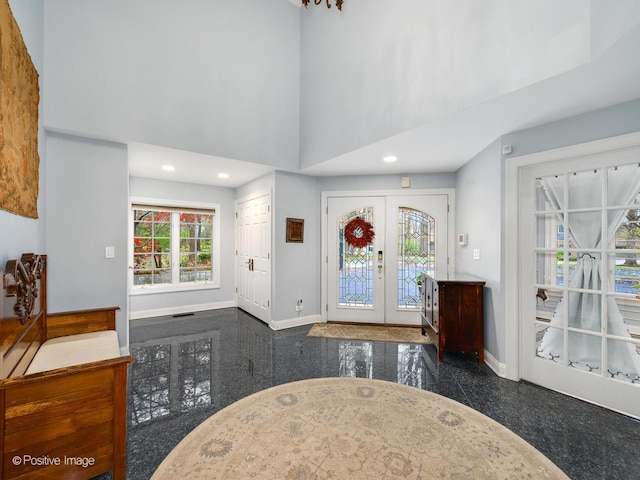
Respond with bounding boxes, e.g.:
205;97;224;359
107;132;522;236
218;172;230;179
161;165;175;172
383;156;397;163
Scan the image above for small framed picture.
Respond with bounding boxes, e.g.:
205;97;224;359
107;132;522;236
286;218;304;243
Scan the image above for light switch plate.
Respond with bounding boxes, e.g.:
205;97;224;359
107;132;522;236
105;246;115;259
473;248;480;260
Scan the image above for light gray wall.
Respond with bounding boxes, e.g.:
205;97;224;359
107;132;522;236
45;133;129;347
502;98;640;159
456;99;640;367
235;172;275;201
273;172;320;324
300;0;590;169
238;171;454;326
1;0;45;266
316;172;455;192
129;177;237;316
455;139;503;362
42;0;300;170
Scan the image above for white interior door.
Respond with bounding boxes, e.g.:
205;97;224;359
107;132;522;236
327;194;449;325
237;193;271;323
520;151;640;418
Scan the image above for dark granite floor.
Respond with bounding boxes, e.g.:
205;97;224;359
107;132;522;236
99;308;640;479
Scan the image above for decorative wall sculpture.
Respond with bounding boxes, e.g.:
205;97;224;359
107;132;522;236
0;0;40;219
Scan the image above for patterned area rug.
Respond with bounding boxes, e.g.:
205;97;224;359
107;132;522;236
307;322;431;344
151;378;569;479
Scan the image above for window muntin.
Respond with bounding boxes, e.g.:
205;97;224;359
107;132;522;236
132;204;217;290
179;213;213;283
533;166;640;384
133;209;172;286
397;207;435;310
337;207;375;307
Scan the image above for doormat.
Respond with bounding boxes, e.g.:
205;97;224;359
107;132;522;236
308;322;431;344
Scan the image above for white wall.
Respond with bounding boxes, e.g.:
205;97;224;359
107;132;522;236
45;133;129;347
42;0;300;170
455;139;503;364
1;0;45;265
128;177;237;318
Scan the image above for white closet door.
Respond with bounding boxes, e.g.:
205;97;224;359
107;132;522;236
237;193;271;323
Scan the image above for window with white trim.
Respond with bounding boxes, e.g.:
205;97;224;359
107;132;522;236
131;203;219;290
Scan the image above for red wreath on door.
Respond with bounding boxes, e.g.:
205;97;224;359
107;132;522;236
344;217;375;248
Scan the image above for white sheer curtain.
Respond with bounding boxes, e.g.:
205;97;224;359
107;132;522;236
537;166;640;382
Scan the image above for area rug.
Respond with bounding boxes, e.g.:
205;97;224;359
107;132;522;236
151;378;568;479
307;322;431;344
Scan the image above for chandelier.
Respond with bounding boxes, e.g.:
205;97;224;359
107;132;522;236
302;0;344;11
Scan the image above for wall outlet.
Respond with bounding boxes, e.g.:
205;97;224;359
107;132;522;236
296;299;304;312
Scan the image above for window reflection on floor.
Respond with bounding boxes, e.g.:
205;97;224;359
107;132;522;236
339;342;373;378
129;344;171;425
128;320;435;427
397;344;425;388
336;341;429;387
129;333;220;426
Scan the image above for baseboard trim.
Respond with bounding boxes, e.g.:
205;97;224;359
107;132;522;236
270;314;321;331
129;301;236;320
484;349;507;378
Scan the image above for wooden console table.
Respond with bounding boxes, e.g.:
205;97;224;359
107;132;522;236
421;273;486;363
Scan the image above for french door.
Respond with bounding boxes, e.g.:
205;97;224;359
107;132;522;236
236;192;271;323
326;194;449;325
520;149;640;418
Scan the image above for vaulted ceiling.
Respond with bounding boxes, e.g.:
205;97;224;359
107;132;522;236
298;0;640;177
51;0;640;186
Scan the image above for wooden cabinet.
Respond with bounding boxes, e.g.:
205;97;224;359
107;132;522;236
421;273;485;363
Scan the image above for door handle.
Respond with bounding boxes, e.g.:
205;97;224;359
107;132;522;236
245;259;254;271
